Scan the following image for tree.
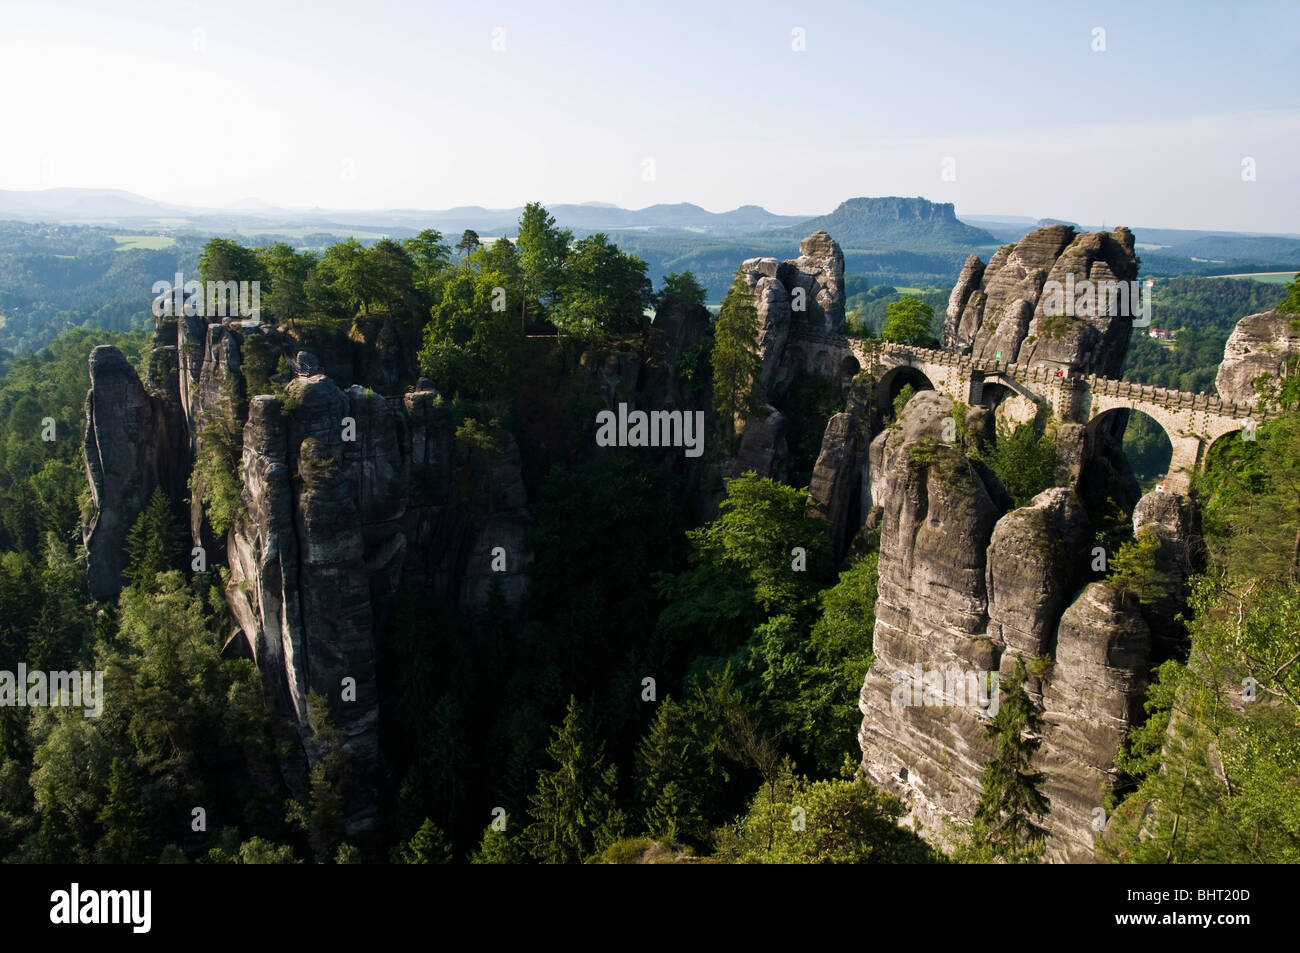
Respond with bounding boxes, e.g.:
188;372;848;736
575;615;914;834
470;824;524;864
634;697;706;843
711;271;763;439
417;267;522;401
553;233;652;339
977;420;1058;507
256;242;315;326
1276;271;1300;315
689;472;831;614
455;230;481;259
367;238;419;318
122;487;183;588
718;758;935;864
319;238;383;316
881;295;937;346
285;693;352;863
957;655;1049;863
399;817;454;863
402;229;452;290
522;696;625;863
198;238;265;288
516;202;571;322
656;271;707;309
1106;525;1168;605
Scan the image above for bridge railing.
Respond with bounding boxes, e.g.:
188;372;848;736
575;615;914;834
807;330;1270;420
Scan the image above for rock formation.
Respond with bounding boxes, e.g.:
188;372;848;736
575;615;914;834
82;344;185;601
1215;308;1300;406
856;393;1156;861
83;316;535;832
944;225;1139;378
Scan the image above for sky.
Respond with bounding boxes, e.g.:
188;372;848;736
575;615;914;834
1;0;1297;231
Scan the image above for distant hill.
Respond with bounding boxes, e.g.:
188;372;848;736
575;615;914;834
796;196;998;251
0;189;807;238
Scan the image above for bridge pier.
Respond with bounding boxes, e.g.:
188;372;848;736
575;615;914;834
1163;436;1203;495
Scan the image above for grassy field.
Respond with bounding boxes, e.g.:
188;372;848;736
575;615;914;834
1216;271;1297;284
112;234;177;251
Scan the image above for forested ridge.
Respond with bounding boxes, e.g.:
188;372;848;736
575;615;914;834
0;205;1297;864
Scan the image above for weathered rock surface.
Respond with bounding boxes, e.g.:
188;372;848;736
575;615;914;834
985;488;1089;695
1039;582;1151;863
739;232;846;402
82;345;185;601
1132;489;1195;662
948;225;1139;378
1215;309;1300;406
85;319;537;833
857;392;1154;860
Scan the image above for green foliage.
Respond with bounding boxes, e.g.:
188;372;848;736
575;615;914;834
716;758;935;863
976;420;1057;507
955;656;1049;863
1106;525;1168;605
417;266;523;402
880;295;938;346
285;692;353;863
711;271;763;438
522;696;625;864
517;202;571;322
687;472;831;615
656;271;707;308
122;488;184;588
891;383;916;422
553;233;652;339
399;818;454;863
675;335;713;393
1278;271;1300;314
190;400;243;538
469;824;524;864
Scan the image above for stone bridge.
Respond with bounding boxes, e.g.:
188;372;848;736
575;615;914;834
790;329;1267;494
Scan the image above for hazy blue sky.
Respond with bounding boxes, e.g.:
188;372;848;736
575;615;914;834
1;0;1296;230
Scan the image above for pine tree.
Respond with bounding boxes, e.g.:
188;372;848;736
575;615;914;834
470;824;523;864
1106;525;1168;605
522;696;624;863
399;817;454;863
711;270;763;442
95;756;149;863
634;697;704;843
961;655;1050;862
123;487;183;588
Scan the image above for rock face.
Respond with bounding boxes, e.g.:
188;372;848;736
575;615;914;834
82;345;185;601
740;232;846;402
1131;489;1195;663
857;393;1154;859
1039;582;1150;863
945;225;1139;378
1215;309;1300;406
84;321;535;833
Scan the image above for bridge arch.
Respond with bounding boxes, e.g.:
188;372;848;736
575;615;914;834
980;381;1040;429
878;365;934;422
1204;427;1249;468
1085;406;1174;491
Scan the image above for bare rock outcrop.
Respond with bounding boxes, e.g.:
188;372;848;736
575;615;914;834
858;392;1005;837
82;345;185;601
1039;582;1151;863
857;392;1154;859
1215;309;1300;407
948;225;1139;378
